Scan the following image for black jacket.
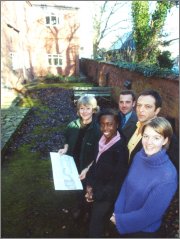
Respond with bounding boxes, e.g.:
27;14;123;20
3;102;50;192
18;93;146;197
64;116;101;171
118;111;138;143
86;137;128;202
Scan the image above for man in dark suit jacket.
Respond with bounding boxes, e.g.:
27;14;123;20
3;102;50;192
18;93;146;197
118;90;138;142
128;89;179;172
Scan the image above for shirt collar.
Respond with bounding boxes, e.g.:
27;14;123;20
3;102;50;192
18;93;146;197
125;111;132;122
136;121;144;135
136;121;142;127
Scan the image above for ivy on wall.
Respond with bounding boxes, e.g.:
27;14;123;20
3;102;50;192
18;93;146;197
115;61;178;77
95;59;179;78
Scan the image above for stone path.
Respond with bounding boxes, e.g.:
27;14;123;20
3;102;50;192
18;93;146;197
1;87;30;155
1;87;18;108
1;107;30;155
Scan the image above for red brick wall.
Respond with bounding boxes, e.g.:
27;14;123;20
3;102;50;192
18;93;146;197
1;1;30;89
1;1;80;91
28;4;80;77
80;59;179;136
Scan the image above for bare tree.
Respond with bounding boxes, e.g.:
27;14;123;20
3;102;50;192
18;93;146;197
92;1;130;59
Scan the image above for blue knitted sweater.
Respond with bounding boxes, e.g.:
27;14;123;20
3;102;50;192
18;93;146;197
114;148;177;234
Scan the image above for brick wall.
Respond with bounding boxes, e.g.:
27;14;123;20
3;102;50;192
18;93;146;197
1;1;30;89
1;1;80;91
28;3;80;77
80;58;179;136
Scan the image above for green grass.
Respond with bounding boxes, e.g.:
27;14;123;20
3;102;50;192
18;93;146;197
19;96;41;107
24;82;94;90
19;82;94;108
1;84;91;237
1;145;82;238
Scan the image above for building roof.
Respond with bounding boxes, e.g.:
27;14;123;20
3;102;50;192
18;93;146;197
30;1;79;10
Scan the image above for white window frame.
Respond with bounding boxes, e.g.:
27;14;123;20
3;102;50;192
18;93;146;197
47;54;62;67
45;13;60;26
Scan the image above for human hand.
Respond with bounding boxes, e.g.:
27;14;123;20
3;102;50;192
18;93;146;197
110;213;116;225
79;168;89;180
58;148;67;155
85;185;94;202
58;144;68;155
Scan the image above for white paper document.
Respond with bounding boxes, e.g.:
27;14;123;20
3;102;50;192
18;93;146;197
50;152;83;190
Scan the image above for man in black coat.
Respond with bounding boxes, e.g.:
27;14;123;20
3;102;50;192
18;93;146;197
128;89;179;172
118;90;138;143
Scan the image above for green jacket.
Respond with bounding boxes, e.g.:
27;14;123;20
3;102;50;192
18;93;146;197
64;116;101;171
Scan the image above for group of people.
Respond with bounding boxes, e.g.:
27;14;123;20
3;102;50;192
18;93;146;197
58;89;178;238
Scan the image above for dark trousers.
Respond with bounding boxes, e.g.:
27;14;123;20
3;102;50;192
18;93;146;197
121;230;161;238
108;222;162;238
88;200;113;238
75;179;87;211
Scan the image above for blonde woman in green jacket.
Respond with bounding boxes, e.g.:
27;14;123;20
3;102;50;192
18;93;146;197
58;95;101;218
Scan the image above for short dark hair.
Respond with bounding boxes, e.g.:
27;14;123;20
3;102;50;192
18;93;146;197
97;108;119;125
119;90;136;101
138;89;162;109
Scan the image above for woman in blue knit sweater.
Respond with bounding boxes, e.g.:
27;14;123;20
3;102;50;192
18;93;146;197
110;117;178;238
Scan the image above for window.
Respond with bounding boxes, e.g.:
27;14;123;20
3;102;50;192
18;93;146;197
47;54;62;66
45;13;60;26
10;51;30;70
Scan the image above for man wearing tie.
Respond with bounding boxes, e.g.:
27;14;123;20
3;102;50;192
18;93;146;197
118;90;138;142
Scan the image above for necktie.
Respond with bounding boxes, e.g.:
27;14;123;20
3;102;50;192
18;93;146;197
121;114;126;128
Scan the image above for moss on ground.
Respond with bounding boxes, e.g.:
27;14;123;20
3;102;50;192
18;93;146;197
24;82;94;90
1;145;85;238
19;97;41;108
1;84;89;237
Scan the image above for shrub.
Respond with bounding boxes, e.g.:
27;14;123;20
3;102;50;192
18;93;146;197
111;60;178;77
157;51;174;69
44;74;63;83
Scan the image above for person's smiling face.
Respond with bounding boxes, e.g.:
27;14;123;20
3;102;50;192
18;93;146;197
79;104;94;124
142;126;168;156
100;115;118;143
119;94;135;115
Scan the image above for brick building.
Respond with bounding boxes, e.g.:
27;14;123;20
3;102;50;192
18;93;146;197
1;1;80;89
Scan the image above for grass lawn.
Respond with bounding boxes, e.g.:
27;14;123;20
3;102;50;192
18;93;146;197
1;83;91;238
24;82;94;90
1;145;87;238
